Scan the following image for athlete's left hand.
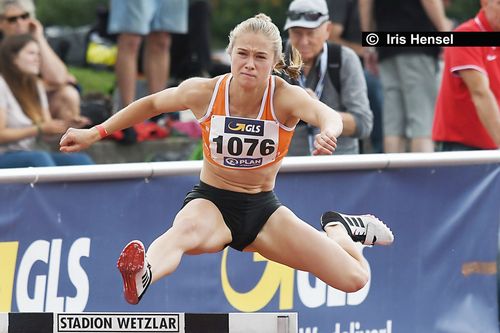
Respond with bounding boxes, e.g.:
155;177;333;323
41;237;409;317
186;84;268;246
312;130;337;155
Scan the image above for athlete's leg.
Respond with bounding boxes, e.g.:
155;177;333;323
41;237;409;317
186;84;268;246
117;198;232;304
146;198;232;282
247;207;370;293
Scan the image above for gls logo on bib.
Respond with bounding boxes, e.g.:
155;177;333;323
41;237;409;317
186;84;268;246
225;118;264;136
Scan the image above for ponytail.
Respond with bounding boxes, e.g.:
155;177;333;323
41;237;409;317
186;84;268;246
274;44;302;81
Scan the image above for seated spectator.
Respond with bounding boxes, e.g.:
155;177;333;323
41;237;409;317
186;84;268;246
0;34;94;168
433;0;500;151
0;0;89;126
282;0;373;155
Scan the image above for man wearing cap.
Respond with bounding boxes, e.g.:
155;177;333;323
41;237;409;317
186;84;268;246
283;0;372;155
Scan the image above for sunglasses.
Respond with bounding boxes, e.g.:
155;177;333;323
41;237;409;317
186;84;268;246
286;11;326;21
2;12;30;24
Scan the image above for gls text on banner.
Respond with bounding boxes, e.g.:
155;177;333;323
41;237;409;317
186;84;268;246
362;32;500;47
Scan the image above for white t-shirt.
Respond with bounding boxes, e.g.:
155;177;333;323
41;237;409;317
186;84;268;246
0;75;48;153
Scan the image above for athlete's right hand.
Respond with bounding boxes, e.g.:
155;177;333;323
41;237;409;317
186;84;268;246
59;127;100;153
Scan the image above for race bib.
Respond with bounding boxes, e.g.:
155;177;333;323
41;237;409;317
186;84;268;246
209;115;279;169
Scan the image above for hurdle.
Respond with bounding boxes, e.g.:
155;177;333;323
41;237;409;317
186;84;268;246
0;312;298;333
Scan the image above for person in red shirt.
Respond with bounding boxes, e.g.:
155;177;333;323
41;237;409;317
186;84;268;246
433;0;500;150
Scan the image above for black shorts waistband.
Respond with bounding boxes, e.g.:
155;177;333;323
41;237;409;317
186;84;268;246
198;181;273;198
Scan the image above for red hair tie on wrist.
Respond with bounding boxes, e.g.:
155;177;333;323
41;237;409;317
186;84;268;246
94;124;109;139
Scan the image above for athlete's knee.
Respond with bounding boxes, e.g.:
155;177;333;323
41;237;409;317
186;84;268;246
342;270;369;293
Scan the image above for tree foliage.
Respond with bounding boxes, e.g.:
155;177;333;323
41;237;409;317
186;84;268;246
210;0;288;48
445;0;481;24
36;0;107;27
35;0;480;43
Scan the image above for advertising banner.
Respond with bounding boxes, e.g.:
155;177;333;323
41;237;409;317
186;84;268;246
1;163;499;332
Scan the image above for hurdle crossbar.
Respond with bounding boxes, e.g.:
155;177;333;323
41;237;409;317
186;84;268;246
0;312;298;333
1;150;499;185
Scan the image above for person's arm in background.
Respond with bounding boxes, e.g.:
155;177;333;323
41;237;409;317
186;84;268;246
337;47;373;138
358;0;378;75
0;105;40;143
358;0;374;32
0;112;70;143
327;0;364;56
420;0;453;31
28;18;74;86
459;69;500;148
0;85;68;144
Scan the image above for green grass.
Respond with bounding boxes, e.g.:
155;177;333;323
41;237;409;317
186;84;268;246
69;66;116;96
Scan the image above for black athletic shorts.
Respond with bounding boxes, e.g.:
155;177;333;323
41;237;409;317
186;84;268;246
182;181;282;251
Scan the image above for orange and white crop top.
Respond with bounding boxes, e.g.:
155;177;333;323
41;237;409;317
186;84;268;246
199;74;295;170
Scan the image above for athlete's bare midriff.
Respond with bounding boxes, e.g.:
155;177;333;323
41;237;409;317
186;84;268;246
200;159;282;193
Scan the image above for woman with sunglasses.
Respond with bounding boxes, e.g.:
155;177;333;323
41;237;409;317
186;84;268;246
0;0;89;127
60;14;393;305
0;34;93;168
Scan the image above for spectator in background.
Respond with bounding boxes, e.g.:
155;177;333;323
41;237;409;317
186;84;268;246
327;0;383;153
433;0;500;151
170;0;212;84
0;0;33;17
359;0;450;153
0;34;93;168
108;0;188;110
0;0;89;127
283;0;372;155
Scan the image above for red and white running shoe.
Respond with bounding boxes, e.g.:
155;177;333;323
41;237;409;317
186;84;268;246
116;240;152;304
321;211;394;246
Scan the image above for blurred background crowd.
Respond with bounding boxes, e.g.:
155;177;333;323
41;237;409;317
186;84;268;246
0;0;497;167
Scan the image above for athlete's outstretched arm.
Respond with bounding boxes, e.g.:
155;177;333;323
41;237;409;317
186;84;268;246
60;78;210;152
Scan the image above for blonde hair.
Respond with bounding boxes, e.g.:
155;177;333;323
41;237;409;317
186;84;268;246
226;13;302;80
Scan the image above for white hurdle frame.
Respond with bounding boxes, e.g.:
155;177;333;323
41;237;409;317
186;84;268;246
0;312;298;333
